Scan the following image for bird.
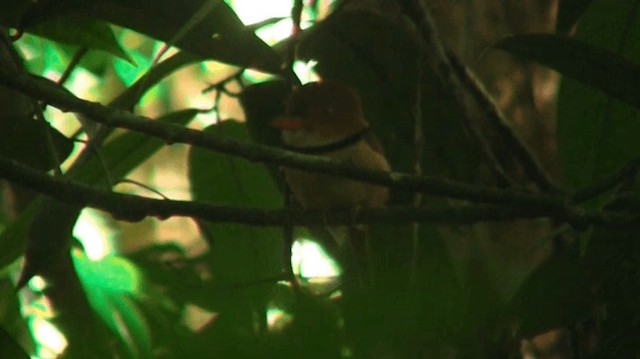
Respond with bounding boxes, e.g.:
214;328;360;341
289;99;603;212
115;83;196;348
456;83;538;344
271;80;390;284
271;80;391;211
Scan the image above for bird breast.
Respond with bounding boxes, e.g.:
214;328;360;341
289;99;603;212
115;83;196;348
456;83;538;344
283;140;390;209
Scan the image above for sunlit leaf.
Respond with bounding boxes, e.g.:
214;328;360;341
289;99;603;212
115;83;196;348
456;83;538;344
111;51;202;111
112;50;152;87
73;250;155;358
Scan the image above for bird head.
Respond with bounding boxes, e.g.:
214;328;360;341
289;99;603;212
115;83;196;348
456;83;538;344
271;80;368;143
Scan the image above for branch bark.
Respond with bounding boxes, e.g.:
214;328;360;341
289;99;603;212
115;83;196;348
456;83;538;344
1;155;638;228
0;66;560;206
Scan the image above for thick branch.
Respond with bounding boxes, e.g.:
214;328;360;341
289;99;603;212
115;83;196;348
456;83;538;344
2;155;630;227
0;66;562;207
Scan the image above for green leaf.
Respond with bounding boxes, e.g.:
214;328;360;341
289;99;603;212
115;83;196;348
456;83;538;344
112;49;152;87
495;1;640;191
110;51;202;111
73;250;154;358
556;1;640;190
19;0;281;73
27;14;133;64
188;121;282;356
188;121;283;284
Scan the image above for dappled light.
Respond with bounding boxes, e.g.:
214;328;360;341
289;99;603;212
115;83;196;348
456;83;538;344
31;318;68;359
1;0;639;357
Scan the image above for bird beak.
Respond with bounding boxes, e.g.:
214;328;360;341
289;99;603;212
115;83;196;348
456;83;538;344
271;118;306;131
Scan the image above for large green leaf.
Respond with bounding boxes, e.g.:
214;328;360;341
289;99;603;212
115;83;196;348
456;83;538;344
73;250;157;358
560;1;640;191
0;0;132;63
497;2;640;191
188;120;283;284
28;14;133;64
188;121;283;356
17;0;281;73
111;51;203;111
557;0;640;191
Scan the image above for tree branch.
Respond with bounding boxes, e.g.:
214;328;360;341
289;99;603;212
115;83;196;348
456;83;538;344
0;65;635;219
0;66;564;207
1;155;638;228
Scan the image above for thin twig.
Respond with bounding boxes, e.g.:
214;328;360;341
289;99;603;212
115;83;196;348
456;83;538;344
285;0;305;293
400;0;560;193
116;179;170;200
58;47;87;86
410;59;424;286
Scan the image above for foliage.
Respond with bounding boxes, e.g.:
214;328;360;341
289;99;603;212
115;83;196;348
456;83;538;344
1;0;640;358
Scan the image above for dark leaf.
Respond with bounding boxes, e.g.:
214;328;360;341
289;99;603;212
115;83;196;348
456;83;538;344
188;121;282;355
111;51;203;111
188;121;283;285
0;325;30;359
0;115;74;171
18;0;282;73
554;0;640;190
556;0;595;33
585;180;640;356
0;202;38;271
17;201;79;288
27;14;133;63
239;79;290;188
510;253;592;338
494;34;640;111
